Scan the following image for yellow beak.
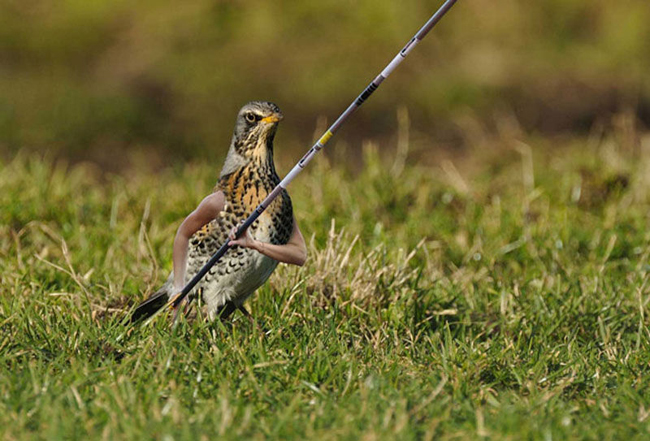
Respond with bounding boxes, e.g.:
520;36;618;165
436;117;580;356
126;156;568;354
261;114;283;124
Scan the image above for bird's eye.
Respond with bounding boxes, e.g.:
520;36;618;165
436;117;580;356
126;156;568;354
245;113;257;123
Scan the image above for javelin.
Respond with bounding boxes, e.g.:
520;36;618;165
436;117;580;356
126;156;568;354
167;0;459;314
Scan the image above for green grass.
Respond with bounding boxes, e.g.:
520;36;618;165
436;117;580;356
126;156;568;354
2;123;650;439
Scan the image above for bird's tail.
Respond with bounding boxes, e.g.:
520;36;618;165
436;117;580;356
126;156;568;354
131;281;173;323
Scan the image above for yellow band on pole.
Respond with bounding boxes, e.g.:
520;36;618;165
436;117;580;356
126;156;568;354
318;130;334;146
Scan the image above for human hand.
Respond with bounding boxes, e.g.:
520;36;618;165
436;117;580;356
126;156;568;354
229;224;257;249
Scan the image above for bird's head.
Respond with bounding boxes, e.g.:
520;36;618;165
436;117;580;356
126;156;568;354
220;101;284;179
231;101;284;159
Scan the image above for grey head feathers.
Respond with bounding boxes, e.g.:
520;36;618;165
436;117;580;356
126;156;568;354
220;101;284;179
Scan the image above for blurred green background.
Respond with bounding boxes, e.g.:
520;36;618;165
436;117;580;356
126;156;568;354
0;0;648;169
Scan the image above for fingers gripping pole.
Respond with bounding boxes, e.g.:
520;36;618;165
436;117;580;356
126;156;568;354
170;0;459;310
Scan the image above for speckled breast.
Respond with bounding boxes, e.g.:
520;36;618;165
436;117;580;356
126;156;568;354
185;165;293;306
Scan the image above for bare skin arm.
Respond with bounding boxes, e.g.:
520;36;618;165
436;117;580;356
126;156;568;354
229;215;307;266
172;191;225;292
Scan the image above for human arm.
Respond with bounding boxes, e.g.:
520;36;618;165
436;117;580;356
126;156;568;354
229;215;307;266
172;192;225;291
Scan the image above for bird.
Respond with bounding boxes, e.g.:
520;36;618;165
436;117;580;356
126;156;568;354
131;101;306;323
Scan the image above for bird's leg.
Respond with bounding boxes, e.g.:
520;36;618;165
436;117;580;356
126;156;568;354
171;296;185;326
215;302;260;330
182;296;194;316
170;293;196;326
238;305;264;333
237;305;252;318
216;301;237;321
